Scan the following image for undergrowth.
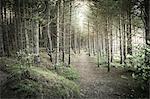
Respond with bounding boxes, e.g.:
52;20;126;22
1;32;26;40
0;58;80;98
54;64;80;81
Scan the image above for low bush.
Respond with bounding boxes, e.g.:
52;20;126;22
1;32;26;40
124;46;150;90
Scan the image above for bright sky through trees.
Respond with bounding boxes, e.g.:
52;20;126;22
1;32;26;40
75;1;89;31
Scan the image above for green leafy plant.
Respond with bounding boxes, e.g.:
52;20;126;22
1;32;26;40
16;49;34;68
55;65;80;81
125;46;150;82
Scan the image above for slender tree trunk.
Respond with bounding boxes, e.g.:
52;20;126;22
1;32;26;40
68;1;72;66
3;1;10;56
14;4;18;52
23;2;29;53
123;20;126;65
33;14;40;64
127;0;132;55
110;21;113;63
47;2;53;62
18;0;23;50
101;31;104;57
105;18;110;72
96;27;100;67
0;0;4;56
62;0;65;63
119;16;123;64
79;31;81;54
88;20;91;56
74;29;77;54
56;1;60;67
92;28;95;55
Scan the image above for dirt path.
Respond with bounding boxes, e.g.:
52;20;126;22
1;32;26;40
72;51;145;99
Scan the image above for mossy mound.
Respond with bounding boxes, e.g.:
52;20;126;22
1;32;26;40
1;63;80;98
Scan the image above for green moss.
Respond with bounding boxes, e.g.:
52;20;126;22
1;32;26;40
55;66;80;81
1;62;80;98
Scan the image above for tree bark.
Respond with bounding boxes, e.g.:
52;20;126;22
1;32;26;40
145;0;150;66
56;1;60;67
47;1;53;62
0;0;4;56
88;20;91;56
61;0;65;63
68;1;72;66
33;15;40;64
110;21;113;63
3;1;10;56
127;0;132;55
92;28;95;55
119;16;123;64
123;20;126;65
24;2;29;53
105;18;110;72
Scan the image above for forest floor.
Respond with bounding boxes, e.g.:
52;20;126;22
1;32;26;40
0;50;149;98
71;50;148;99
0;70;8;95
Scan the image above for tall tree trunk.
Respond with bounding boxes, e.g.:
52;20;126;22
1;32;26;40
145;0;150;66
47;1;53;62
110;21;113;63
88;20;91;56
18;0;23;50
0;0;4;56
56;1;60;67
127;0;132;55
33;15;40;64
119;16;123;64
105;18;110;72
3;1;10;56
96;26;100;67
14;4;18;52
23;2;29;54
92;28;95;55
68;1;72;66
123;20;126;65
74;29;77;54
62;0;65;63
79;31;81;54
101;31;104;57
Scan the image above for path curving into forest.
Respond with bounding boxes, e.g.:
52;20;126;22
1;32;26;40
72;50;144;99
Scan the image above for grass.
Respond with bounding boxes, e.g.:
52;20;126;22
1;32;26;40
55;65;80;81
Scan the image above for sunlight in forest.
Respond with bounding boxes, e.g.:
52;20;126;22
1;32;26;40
75;0;89;31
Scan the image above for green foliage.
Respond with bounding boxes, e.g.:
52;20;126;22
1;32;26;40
16;49;34;68
12;79;41;97
1;62;80;98
55;64;80;81
125;46;150;82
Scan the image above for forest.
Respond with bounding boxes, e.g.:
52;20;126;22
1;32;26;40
0;0;149;98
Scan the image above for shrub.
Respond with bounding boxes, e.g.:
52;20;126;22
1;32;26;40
125;46;150;82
